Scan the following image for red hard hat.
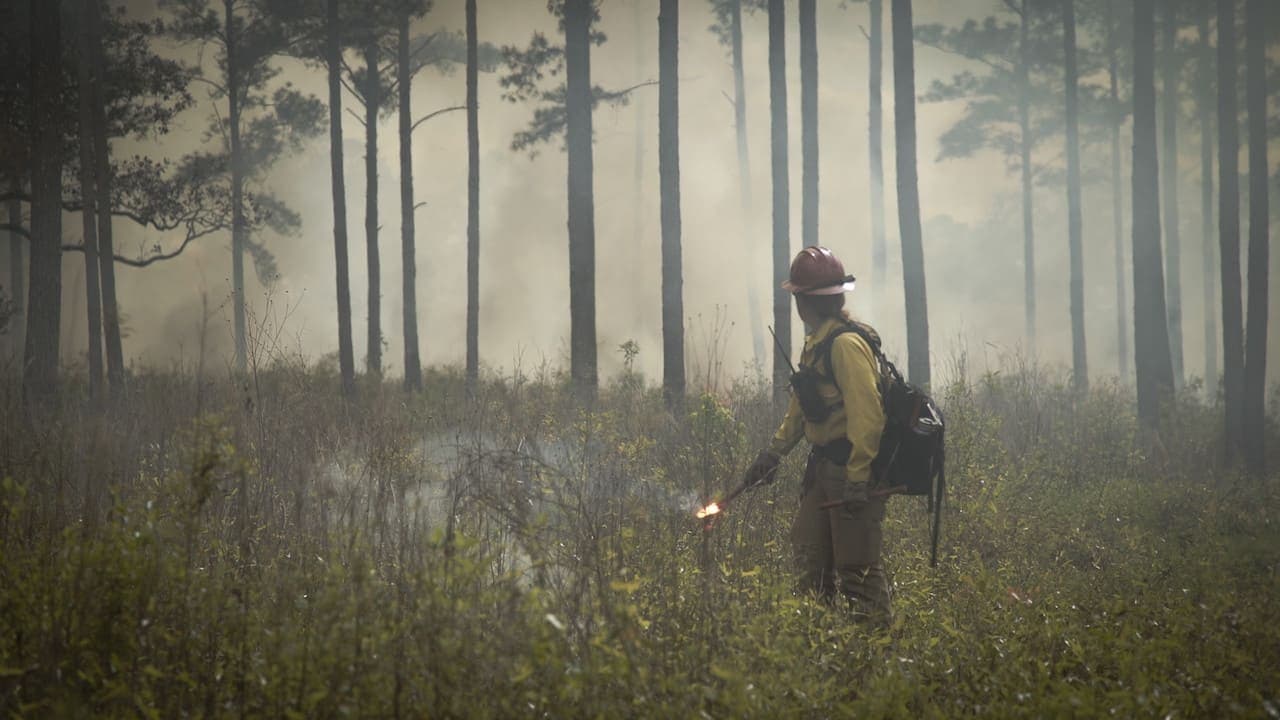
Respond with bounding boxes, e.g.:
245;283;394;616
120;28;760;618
781;246;856;295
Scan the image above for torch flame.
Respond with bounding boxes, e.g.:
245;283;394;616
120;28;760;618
695;502;722;519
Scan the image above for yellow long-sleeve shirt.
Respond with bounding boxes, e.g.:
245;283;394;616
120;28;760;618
768;317;886;485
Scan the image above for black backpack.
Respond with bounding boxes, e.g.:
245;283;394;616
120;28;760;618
820;323;946;567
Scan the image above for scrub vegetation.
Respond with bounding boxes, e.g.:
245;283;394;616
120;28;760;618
1;354;1277;717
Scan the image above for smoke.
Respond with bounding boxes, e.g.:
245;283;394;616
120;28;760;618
35;0;1278;391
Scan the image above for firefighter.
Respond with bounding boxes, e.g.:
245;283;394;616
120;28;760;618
743;246;891;621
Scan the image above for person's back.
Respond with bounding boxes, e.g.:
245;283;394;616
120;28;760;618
742;247;892;623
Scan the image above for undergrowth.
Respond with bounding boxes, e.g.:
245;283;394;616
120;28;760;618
0;360;1277;718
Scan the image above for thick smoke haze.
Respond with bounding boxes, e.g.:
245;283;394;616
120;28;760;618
14;0;1280;390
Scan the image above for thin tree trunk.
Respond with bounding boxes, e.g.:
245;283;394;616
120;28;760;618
1197;4;1216;395
565;0;597;400
1109;0;1129;381
768;0;791;398
6;191;21;355
466;0;480;391
892;0;930;387
730;0;765;369
364;43;382;378
399;12;421;392
659;0;684;403
1242;0;1269;473
631;0;645;262
1161;0;1184;387
1018;0;1036;350
1063;0;1086;391
24;0;62;403
1216;0;1243;460
86;0;122;393
25;0;62;404
77;0;104;400
868;0;886;321
328;0;356;397
799;0;818;248
1132;0;1176;429
226;0;247;373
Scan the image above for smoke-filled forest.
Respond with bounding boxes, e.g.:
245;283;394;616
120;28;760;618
1;0;1279;716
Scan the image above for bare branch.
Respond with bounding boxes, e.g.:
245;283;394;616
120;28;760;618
61;202;157;229
346;108;366;127
61;225;219;268
340;73;366;108
0;223;29;239
188;75;228;95
411;105;465;133
612;79;659;97
916;37;1012;74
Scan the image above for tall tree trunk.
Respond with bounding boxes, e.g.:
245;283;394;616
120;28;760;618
868;0;886;321
226;0;248;373
1132;0;1176;429
77;0;104;400
1018;0;1036;349
767;0;791;398
564;0;597;400
1108;0;1129;381
24;0;62;404
328;0;356;397
1197;4;1216;395
799;0;818;248
659;0;684;403
466;0;481;392
1161;0;1184;387
631;0;645;264
398;12;421;392
364;43;382;378
1216;0;1243;460
1063;0;1087;391
87;0;122;394
1242;0;1269;473
6;191;21;356
730;0;765;369
891;0;930;387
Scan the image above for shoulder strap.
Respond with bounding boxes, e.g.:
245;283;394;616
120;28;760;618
820;322;902;392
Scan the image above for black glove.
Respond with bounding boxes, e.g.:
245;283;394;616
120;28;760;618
742;450;782;488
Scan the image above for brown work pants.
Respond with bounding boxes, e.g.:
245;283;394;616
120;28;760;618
789;452;892;621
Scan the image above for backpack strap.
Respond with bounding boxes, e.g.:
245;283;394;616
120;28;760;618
819;322;901;406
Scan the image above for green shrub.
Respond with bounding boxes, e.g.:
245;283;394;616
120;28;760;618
0;365;1276;717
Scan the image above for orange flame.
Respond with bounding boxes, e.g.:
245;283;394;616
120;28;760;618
695;502;722;519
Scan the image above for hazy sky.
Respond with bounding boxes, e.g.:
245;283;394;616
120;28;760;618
25;0;1280;390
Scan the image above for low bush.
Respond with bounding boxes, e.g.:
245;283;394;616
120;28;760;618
0;363;1276;717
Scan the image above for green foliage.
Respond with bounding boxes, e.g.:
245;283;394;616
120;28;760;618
498;2;645;155
917;1;1116;181
706;0;767;50
0;364;1277;717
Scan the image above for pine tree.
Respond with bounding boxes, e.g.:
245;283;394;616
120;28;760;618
659;0;684;402
767;0;791;397
1132;0;1176;428
799;0;818;248
1241;0;1269;473
892;0;931;387
1062;0;1087;391
1216;0;1243;459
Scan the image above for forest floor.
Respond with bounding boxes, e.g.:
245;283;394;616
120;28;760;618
0;356;1278;718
